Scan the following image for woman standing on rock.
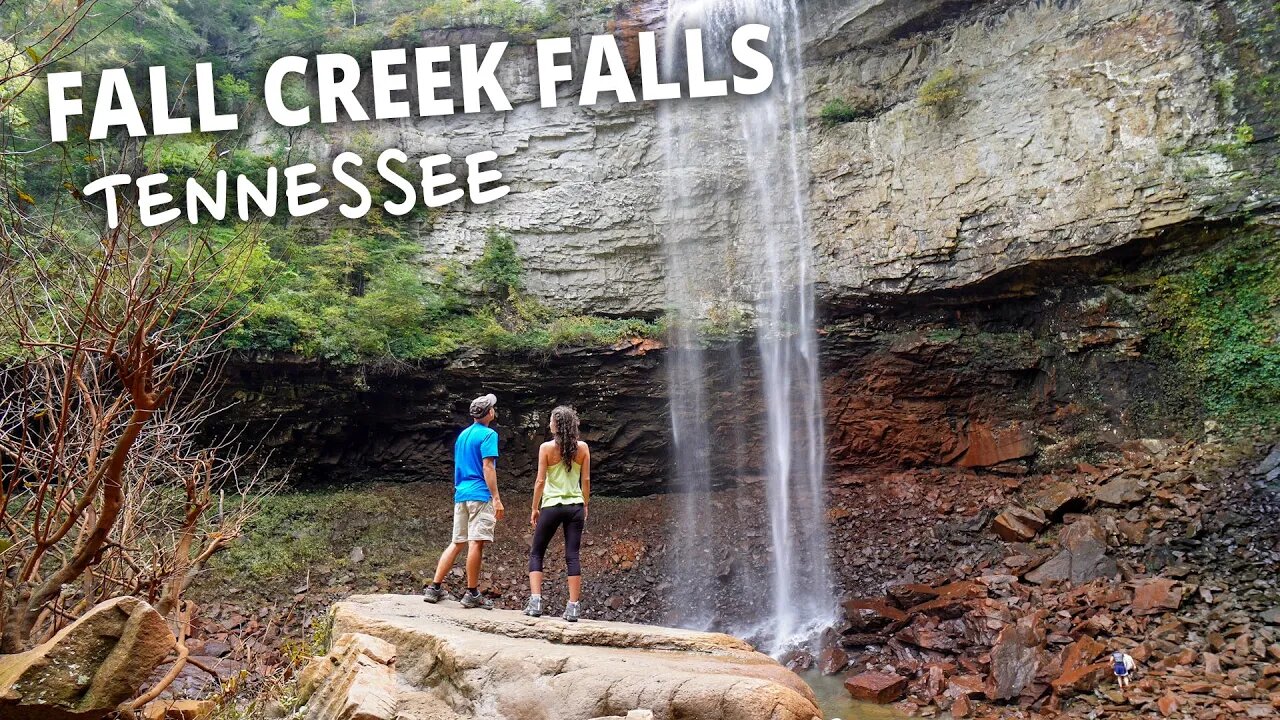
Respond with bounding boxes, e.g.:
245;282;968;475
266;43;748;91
525;405;590;622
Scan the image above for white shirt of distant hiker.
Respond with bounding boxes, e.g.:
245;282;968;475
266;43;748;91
1111;651;1136;688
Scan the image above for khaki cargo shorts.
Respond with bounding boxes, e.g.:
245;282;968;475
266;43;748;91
452;500;496;543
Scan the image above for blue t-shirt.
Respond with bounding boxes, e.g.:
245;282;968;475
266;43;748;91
453;422;498;502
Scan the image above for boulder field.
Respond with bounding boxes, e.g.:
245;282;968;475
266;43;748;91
294;594;822;720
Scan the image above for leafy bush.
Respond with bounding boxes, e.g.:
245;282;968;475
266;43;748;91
918;68;968;116
1148;230;1280;431
819;98;864;125
472;229;524;298
216;73;253;111
1235;122;1256;145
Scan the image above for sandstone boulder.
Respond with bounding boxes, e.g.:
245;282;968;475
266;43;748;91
0;596;175;720
296;633;397;720
1050;636;1108;696
817;646;848;676
303;594;821;720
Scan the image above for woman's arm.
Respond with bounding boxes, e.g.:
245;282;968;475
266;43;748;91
580;442;591;518
531;444;548;526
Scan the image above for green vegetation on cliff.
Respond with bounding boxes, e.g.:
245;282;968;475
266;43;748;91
0;1;661;366
819;99;865;125
1147;229;1280;432
918;68;968;117
223;224;662;364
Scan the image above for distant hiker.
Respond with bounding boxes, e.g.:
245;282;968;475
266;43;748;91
524;406;590;622
424;393;505;609
1112;650;1136;689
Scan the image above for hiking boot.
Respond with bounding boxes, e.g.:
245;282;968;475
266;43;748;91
524;595;543;617
563;601;580;623
460;592;494;610
422;585;445;604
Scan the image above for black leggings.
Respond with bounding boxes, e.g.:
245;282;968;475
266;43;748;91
529;503;585;576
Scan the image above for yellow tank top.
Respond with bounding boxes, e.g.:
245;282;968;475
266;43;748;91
543;458;584;507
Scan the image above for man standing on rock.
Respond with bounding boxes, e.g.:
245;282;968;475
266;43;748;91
424;393;505;609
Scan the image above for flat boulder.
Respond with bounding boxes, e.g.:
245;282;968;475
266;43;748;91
1094;476;1145;506
817;646;848;676
885;583;937;608
908;581;986;619
1133;578;1184;616
0;596;175;720
1050;636;1108;695
307;594;821;720
843;671;908;704
1030;482;1088;519
991;506;1047;542
841;598;908;631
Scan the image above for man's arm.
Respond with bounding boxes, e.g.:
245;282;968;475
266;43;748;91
483;457;504;520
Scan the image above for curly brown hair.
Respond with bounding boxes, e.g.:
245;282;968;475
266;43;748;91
550;406;580;471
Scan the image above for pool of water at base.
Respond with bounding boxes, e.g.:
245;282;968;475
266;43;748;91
797;669;913;720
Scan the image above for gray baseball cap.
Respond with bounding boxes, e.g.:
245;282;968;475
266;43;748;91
469;393;497;418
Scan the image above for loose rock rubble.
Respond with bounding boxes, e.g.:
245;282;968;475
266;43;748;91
176;437;1279;720
816;440;1280;718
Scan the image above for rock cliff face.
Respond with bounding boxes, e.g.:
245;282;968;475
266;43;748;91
271;0;1274;312
213;339;670;494
265;21;670;316
804;0;1262;297
211;254;1184;491
220;0;1279;490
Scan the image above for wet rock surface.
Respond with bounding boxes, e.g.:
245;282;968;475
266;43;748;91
207;343;671;496
843;671;908;704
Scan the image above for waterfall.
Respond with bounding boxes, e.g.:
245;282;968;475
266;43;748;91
659;0;834;652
